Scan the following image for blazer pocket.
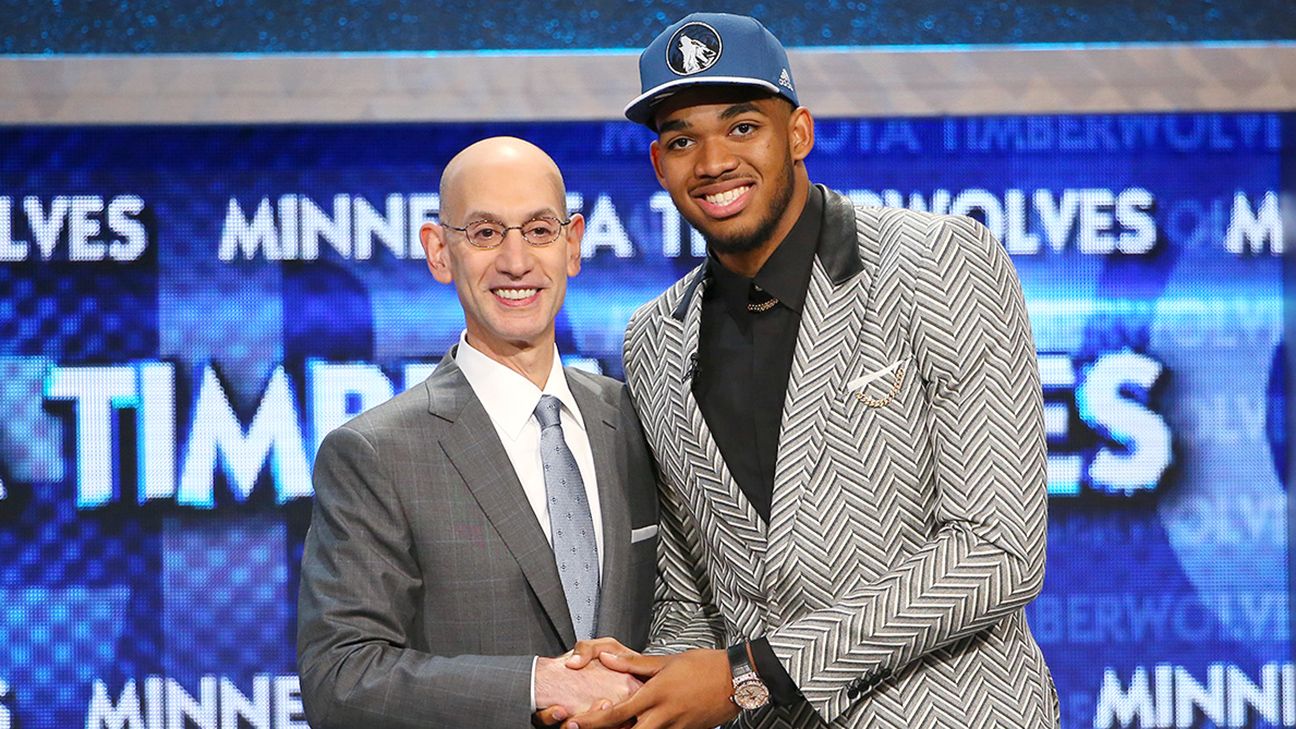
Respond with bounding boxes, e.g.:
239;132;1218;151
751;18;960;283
846;357;909;409
630;524;659;544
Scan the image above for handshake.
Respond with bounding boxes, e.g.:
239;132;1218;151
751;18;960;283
533;639;741;729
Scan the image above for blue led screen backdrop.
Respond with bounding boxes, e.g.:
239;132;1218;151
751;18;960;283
0;113;1287;728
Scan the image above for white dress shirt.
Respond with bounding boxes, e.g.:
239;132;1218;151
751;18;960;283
454;332;605;561
453;332;605;711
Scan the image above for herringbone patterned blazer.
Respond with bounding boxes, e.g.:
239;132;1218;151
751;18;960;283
623;187;1059;728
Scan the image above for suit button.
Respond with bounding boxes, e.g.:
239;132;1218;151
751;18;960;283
846;679;863;700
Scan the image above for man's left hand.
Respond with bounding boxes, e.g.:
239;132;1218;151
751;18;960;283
561;648;739;729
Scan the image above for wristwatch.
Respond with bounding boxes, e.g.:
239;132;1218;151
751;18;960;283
727;642;771;710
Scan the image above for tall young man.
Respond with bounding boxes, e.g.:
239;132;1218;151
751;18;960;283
565;14;1058;729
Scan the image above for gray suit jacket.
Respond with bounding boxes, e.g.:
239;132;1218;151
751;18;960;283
297;351;659;729
623;187;1059;728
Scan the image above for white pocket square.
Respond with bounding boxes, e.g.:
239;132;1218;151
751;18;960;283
847;358;909;392
630;524;659;543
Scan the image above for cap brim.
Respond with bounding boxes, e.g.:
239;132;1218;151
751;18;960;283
623;77;782;127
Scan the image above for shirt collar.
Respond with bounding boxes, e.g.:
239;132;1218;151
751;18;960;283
453;331;585;441
704;185;823;314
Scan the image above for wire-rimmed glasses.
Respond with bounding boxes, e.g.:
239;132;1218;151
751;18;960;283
440;215;571;249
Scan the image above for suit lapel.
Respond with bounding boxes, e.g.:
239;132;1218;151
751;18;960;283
567;374;632;639
670;270;768;594
429;356;577;647
767;189;872;595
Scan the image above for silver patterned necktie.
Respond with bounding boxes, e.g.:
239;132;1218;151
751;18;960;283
534;395;600;640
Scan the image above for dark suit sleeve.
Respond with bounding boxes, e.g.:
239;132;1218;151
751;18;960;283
296;425;533;729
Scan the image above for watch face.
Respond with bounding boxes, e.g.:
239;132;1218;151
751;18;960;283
733;678;770;710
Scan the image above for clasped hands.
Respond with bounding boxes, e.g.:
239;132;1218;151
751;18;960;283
534;638;739;729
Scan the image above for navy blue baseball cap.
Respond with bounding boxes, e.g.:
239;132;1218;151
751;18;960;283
624;12;799;128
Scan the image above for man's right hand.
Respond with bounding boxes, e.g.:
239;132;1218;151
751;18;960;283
534;653;643;722
561;637;639;670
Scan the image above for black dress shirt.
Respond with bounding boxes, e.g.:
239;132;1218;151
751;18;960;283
693;186;824;705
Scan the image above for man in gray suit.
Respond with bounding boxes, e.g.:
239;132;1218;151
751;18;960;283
297;137;659;728
564;13;1058;729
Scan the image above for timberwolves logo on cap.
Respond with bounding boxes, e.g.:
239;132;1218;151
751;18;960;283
666;22;722;76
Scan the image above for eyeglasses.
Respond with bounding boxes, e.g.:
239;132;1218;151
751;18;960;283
440;215;571;249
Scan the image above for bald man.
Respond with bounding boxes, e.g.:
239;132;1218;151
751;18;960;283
296;137;659;728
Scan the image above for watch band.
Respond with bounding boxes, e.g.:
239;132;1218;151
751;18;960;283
727;641;771;710
727;642;754;678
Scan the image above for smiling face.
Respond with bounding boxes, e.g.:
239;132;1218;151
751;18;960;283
649;87;814;270
421;138;583;362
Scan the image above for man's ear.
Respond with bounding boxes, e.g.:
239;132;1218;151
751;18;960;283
564;213;585;277
420;222;454;284
788;106;815;162
649;140;667;188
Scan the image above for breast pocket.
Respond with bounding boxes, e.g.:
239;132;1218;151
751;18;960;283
630;524;659;544
628;524;659;575
829;351;925;502
623;523;659;649
846;356;910;410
